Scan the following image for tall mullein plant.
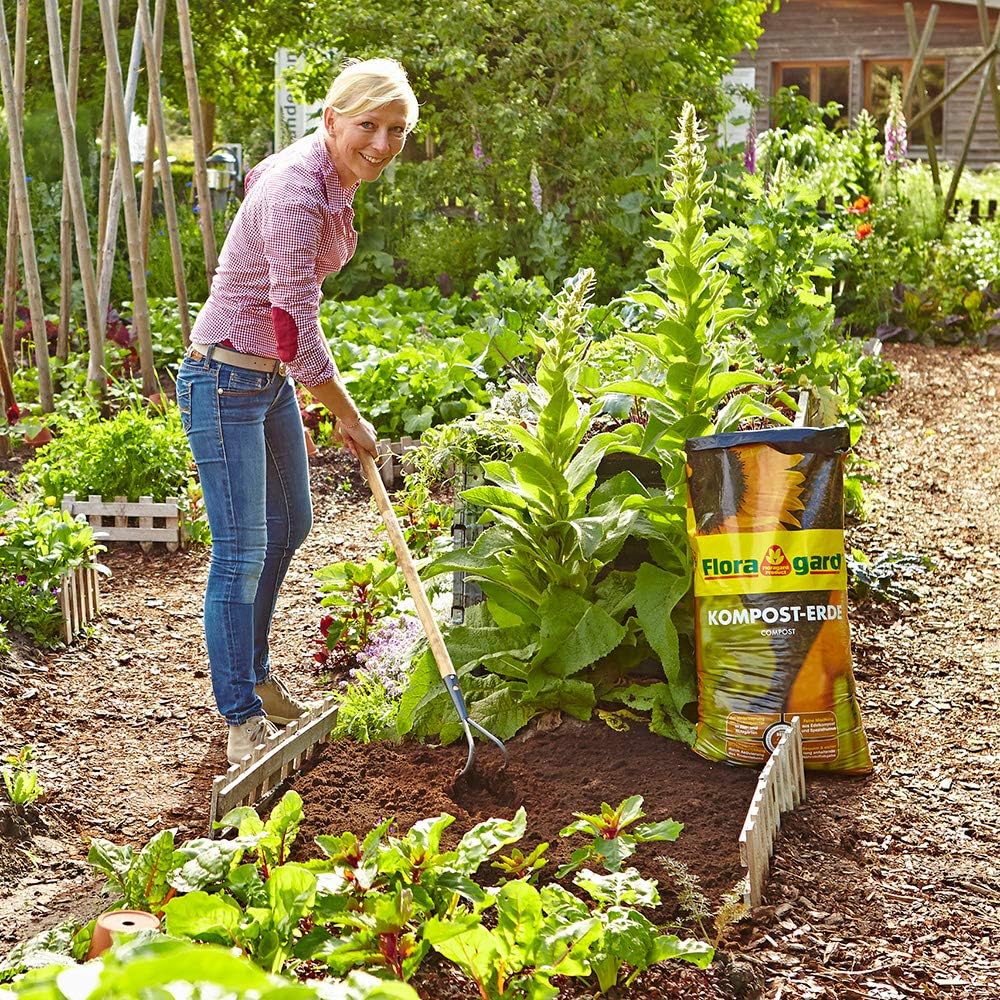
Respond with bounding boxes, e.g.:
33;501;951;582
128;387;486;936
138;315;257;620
435;269;636;618
607;102;770;499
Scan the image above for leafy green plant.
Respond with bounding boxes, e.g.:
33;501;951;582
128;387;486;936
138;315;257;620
553;867;714;991
1;746;44;807
556;795;682;878
491;842;550;884
314;559;404;668
0;499;106;646
424;879;601;998
376;482;452;563
399;273;663;742
19;399;192;503
847;548;933;604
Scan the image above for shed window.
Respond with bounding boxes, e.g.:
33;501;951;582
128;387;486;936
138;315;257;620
773;62;851;128
865;60;944;150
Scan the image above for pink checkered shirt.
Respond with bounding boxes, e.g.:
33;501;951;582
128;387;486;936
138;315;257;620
190;131;359;387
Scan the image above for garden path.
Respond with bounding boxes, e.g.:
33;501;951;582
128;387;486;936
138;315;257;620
0;343;998;1000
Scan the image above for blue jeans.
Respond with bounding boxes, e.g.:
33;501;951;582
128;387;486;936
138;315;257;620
175;350;312;724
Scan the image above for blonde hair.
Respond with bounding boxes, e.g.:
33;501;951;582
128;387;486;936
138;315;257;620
324;58;419;132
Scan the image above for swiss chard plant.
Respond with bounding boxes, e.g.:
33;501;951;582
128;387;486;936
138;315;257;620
555;795;682;878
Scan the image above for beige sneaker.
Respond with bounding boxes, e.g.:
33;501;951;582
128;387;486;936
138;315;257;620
255;672;308;725
227;715;279;765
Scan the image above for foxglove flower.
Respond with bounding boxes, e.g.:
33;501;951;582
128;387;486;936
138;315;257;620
530;165;543;213
884;78;908;164
472;129;484;161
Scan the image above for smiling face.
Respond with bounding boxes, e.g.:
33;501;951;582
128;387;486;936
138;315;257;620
323;100;408;189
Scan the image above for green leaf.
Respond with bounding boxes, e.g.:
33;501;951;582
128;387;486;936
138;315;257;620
126;829;177;910
170;838;249;893
162;891;242;942
634;819;684;843
650;934;715;968
634;563;690;695
496;880;543;964
424;916;499;988
455;808;528;875
533;589;626;677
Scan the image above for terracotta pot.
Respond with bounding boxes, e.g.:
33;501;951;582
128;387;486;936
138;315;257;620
24;426;53;447
86;909;161;960
146;391;163;408
304;427;318;457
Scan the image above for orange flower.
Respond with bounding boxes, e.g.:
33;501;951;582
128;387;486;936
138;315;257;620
855;222;873;240
847;195;872;215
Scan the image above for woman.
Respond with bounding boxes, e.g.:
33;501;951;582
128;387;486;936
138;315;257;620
176;58;419;765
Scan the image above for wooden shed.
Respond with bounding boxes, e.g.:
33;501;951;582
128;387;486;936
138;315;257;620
734;0;1000;168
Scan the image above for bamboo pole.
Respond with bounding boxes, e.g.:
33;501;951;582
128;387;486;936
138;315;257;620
138;0;191;345
1;0;26;370
96;19;144;329
175;0;218;285
57;0;85;362
976;0;1000;144
945;15;1000;214
97;0;157;395
96;84;113;261
902;3;939;113
44;0;106;388
139;98;157;267
0;0;54;412
905;3;942;196
910;42;1000;129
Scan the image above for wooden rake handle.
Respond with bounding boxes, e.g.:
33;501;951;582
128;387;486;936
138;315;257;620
358;449;457;683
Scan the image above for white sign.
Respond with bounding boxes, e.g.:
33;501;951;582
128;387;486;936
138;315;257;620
275;49;324;150
720;68;757;146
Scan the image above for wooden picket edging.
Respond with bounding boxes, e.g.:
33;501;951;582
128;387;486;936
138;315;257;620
739;716;807;907
208;699;340;836
61;494;182;551
375;437;423;489
57;563;101;644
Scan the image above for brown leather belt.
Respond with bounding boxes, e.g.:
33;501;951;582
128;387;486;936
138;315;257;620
187;344;285;374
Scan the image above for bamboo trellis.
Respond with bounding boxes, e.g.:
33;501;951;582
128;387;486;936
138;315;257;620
0;0;210;407
0;0;54;413
904;1;1000;215
43;0;106;387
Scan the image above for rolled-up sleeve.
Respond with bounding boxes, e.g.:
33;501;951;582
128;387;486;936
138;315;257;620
260;193;339;387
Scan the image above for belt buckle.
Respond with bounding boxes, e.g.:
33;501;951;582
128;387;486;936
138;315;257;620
278;362;287;376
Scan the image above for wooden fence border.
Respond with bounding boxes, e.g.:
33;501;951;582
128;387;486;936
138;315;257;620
62;494;182;551
375;437;423;489
739;716;807;907
208;698;340;836
57;563;101;644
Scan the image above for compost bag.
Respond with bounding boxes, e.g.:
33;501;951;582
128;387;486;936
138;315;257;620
685;426;871;774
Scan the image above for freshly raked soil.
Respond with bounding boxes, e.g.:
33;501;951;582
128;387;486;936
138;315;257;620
0;343;997;999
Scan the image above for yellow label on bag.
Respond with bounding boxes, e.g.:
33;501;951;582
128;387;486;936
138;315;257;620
692;529;847;596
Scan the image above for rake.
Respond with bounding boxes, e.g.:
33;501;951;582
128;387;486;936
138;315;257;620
359;449;507;778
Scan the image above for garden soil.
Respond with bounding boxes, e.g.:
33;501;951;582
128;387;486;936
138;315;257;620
0;343;998;999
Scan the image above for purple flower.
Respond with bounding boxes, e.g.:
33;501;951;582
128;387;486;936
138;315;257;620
192;204;201;215
530;165;542;213
15;574;27;586
884;78;908;164
472;129;484;161
743;119;757;175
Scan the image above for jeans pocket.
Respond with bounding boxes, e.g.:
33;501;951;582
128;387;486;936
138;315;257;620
176;378;193;433
218;367;273;396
